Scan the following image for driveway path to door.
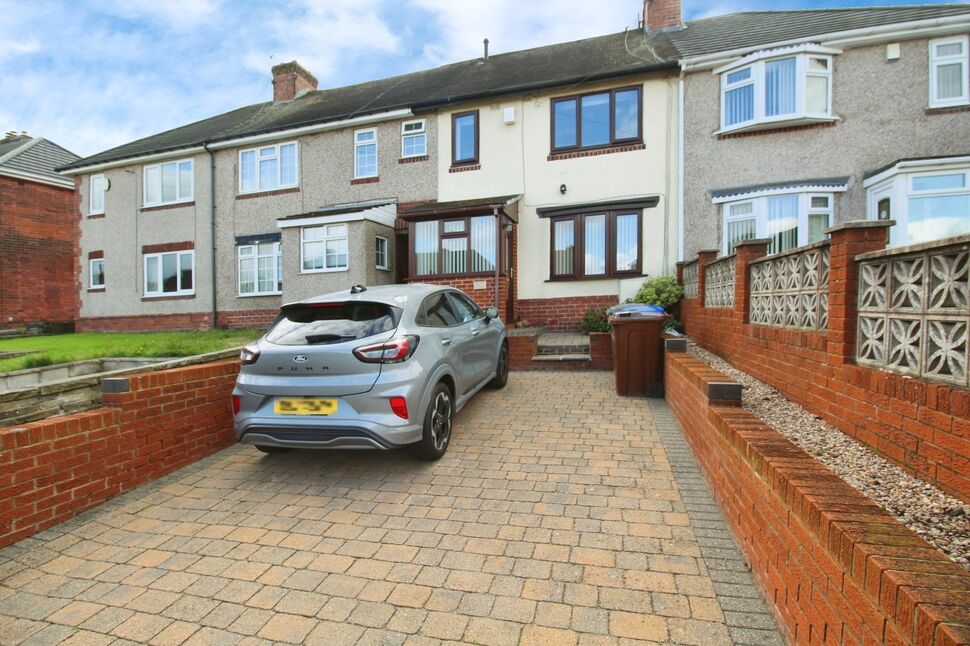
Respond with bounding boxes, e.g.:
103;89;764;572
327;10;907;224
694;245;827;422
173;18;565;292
0;372;781;645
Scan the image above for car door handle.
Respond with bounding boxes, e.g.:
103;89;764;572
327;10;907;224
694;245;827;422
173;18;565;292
441;338;452;346
471;329;480;336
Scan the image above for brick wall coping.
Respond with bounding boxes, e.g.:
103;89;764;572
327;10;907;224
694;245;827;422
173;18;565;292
666;349;970;645
748;238;830;265
854;233;970;262
507;327;544;337
675;259;697;268
705;252;736;267
823;219;895;234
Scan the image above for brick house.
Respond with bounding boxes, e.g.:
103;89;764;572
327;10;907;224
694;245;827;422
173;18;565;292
0;133;79;330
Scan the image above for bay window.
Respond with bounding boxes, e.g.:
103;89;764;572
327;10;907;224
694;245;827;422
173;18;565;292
718;46;835;132
929;36;969;108
238;241;282;296
549;211;641;279
722;192;834;254
302;224;348;272
551;86;642;152
144;251;194;297
144;159;193;207
411;215;507;277
239;142;298;193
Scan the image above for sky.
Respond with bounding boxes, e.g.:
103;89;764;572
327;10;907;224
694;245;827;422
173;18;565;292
0;0;960;158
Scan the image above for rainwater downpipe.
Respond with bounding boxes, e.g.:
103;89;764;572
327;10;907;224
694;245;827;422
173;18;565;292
203;142;217;329
493;207;501;314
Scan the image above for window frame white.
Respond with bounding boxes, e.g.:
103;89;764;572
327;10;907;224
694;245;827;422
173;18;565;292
89;258;105;290
720;192;836;254
400;119;427;159
143;250;195;297
929;35;970;109
717;46;836;133
238;141;299;195
354;128;378;179
866;163;970;247
301;223;350;274
375;235;389;270
89;174;106;215
142;159;194;208
237;241;282;297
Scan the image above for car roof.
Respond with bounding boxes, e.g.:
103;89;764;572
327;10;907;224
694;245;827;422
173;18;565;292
284;283;451;310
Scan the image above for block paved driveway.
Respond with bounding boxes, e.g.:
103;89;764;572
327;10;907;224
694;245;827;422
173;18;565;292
0;372;781;645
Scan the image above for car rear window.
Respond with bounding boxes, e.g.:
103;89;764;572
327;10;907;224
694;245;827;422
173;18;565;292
266;302;400;345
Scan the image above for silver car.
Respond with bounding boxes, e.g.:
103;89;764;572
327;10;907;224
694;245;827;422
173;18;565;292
231;284;509;460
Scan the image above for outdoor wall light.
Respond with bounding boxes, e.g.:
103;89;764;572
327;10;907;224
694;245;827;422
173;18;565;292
560;184;567;195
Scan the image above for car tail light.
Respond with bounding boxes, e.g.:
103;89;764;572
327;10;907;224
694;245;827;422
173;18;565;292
231;395;241;416
389;396;408;420
353;335;420;364
240;345;260;365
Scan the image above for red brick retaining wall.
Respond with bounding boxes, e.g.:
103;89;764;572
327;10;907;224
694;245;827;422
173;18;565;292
665;348;970;646
0;360;238;548
76;312;212;332
516;295;618;331
678;225;970;501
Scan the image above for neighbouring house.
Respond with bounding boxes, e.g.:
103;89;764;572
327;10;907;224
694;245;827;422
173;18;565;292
673;5;970;258
0;132;79;330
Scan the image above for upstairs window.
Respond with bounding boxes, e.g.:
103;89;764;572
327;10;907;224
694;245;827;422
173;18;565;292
401;120;427;158
929;36;969;108
89;174;105;215
144;159;193;207
451;111;479;165
551;86;642;152
719;48;834;132
239;142;298;193
354;129;377;178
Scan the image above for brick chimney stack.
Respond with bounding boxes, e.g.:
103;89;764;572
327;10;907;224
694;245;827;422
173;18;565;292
643;0;683;31
272;61;318;103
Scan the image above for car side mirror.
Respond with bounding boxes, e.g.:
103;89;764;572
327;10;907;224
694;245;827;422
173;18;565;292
485;306;499;321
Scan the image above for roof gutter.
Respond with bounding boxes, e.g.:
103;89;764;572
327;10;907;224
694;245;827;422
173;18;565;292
680;13;970;71
863;155;970;188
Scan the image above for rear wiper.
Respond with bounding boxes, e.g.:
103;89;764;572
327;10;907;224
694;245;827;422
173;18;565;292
305;334;356;345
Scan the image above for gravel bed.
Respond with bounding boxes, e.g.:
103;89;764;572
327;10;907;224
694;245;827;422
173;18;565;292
687;343;970;570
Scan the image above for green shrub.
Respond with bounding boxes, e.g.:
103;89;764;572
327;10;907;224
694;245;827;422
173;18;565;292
579;307;611;333
631;275;684;309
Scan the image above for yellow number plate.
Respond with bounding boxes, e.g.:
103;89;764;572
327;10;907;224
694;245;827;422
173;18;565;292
274;398;337;416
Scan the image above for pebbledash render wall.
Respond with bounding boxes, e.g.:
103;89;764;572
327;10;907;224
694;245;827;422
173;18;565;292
665;346;970;646
76;116;435;331
0;175;75;329
434;71;680;329
682;35;970;259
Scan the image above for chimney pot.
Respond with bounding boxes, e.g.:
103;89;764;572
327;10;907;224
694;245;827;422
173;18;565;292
643;0;682;31
271;60;319;103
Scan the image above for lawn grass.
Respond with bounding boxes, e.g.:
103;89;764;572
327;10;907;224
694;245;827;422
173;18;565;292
0;329;262;373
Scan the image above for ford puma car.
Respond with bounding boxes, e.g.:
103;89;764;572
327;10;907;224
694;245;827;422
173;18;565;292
231;284;509;460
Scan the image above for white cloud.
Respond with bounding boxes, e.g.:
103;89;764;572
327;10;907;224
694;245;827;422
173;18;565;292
96;0;224;30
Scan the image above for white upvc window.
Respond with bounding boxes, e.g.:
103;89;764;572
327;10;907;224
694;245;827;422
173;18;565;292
89;258;105;289
143;159;193;207
238;242;282;296
722;192;834;254
144;250;194;297
354;128;378;178
718;47;834;132
89;174;106;215
929;36;969;108
375;235;389;270
302;224;349;272
239;142;298;193
401;120;427;158
867;164;970;247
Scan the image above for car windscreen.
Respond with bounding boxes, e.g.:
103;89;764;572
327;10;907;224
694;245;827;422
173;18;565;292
266;302;400;346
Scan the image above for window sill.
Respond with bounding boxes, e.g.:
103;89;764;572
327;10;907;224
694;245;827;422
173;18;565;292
142;294;196;301
449;164;480;173
87;287;105;292
237;292;283;298
300;267;350;275
376;266;390;271
926;104;970;115
141;201;195;213
399;155;429;164
236;187;299;200
715;117;838;139
547;142;645;161
351;176;379;185
407;271;506;280
88;213;105;219
545;274;642;283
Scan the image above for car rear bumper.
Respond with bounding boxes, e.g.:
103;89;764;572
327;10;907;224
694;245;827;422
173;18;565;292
235;416;423;450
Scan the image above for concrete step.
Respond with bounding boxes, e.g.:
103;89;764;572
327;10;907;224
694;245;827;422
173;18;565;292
535;344;590;356
531;353;592;362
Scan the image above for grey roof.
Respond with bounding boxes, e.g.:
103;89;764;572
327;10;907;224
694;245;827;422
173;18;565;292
711;177;851;199
669;4;970;58
279;198;398;221
60;30;677;172
864;152;970;179
0;135;79;185
399;195;521;218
